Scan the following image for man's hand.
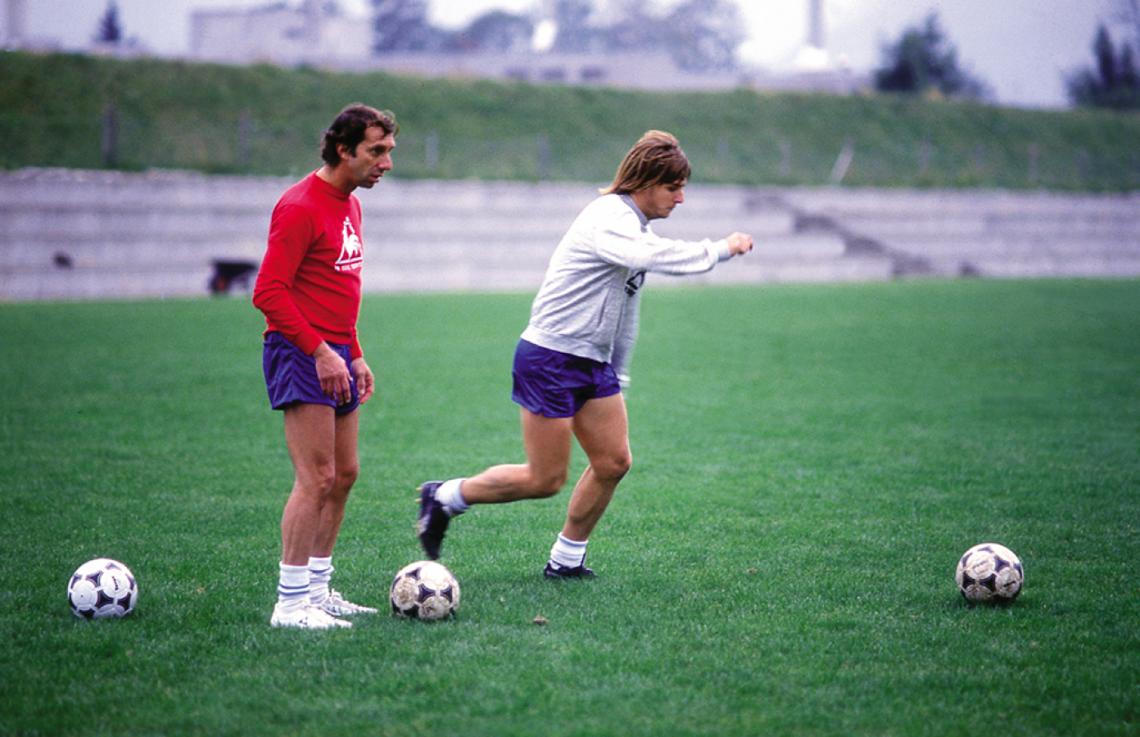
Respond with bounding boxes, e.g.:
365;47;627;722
313;343;352;404
350;357;375;405
726;232;754;256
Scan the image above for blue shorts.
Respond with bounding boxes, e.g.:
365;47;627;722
511;339;621;419
262;332;359;415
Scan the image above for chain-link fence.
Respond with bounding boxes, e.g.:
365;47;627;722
4;105;1139;191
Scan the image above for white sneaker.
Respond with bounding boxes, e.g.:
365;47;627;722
270;601;352;629
314;589;378;616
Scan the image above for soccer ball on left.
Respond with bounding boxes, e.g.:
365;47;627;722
68;558;138;619
390;560;460;620
955;543;1023;603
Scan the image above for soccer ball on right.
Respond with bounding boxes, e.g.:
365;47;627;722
68;558;138;619
390;560;460;620
955;543;1023;603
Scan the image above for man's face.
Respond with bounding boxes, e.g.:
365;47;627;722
634;179;686;220
341;126;395;189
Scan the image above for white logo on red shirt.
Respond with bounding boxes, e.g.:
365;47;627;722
335;217;363;272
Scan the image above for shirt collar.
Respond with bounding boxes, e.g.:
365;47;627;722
618;193;649;227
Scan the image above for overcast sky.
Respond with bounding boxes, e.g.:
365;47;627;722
7;0;1129;108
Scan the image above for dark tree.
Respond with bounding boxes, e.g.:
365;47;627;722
1066;24;1140;109
664;0;746;71
605;0;745;71
451;11;534;53
550;0;607;53
604;0;669;53
873;13;990;100
1113;0;1140;51
372;0;447;52
95;0;122;45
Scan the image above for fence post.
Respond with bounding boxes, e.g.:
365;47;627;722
536;133;551;180
971;144;987;179
829;137;854;185
237;111;254;169
1075;148;1090;184
917;140;932;177
1027;142;1039;184
425;130;439;171
778;139;792;178
101;103;119;168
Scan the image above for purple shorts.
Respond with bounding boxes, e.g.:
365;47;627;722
511;339;621;419
262;332;359;415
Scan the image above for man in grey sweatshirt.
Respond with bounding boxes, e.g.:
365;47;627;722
418;130;754;577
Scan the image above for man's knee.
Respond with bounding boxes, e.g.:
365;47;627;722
334;462;359;494
296;460;337;498
596;450;632;482
530;468;568;498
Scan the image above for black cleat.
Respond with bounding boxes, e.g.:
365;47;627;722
543;561;596;580
417;481;451;560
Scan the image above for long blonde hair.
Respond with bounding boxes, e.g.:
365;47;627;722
600;130;691;195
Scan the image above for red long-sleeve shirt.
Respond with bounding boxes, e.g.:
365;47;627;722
252;172;365;358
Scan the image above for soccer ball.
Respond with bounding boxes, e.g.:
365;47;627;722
390;560;460;620
955;543;1023;603
68;558;138;619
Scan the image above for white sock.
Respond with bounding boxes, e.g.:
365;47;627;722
549;534;588;569
436;478;469;516
308;556;333;604
277;562;309;609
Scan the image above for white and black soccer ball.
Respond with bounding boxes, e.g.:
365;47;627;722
955;543;1023;603
390;560;460;620
68;558;138;619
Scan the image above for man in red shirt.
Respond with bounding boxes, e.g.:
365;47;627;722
253;104;397;629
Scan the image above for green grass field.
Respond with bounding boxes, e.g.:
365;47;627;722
1;279;1137;736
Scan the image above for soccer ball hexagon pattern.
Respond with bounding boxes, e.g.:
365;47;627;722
955;543;1023;602
68;558;138;619
390;560;460;620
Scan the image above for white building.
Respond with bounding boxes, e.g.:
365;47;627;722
190;0;370;67
188;0;864;94
1;0;25;47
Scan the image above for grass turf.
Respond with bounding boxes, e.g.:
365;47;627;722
0;278;1137;736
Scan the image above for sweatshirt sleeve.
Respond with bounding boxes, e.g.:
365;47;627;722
251;202;325;355
592;212;732;275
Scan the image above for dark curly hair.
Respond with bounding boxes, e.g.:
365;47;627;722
320;104;399;166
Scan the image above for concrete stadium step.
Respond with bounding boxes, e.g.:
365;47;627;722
0;205;268;239
5;168;1136;301
1;237;265;269
683;254;896;285
886;235;1140;259
966;256;1140;278
0;265;213;301
833;217;1140;240
784;188;1140;216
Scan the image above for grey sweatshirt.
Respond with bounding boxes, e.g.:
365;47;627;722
520;193;733;386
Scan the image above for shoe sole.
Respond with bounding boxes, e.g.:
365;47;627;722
417;482;447;560
270;618;352;630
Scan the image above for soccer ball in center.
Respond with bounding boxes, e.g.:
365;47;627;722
955;543;1023;603
68;558;138;619
390;560;460;620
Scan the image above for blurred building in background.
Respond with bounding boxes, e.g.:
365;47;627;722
1;0;25;47
187;0;865;94
190;0;371;67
